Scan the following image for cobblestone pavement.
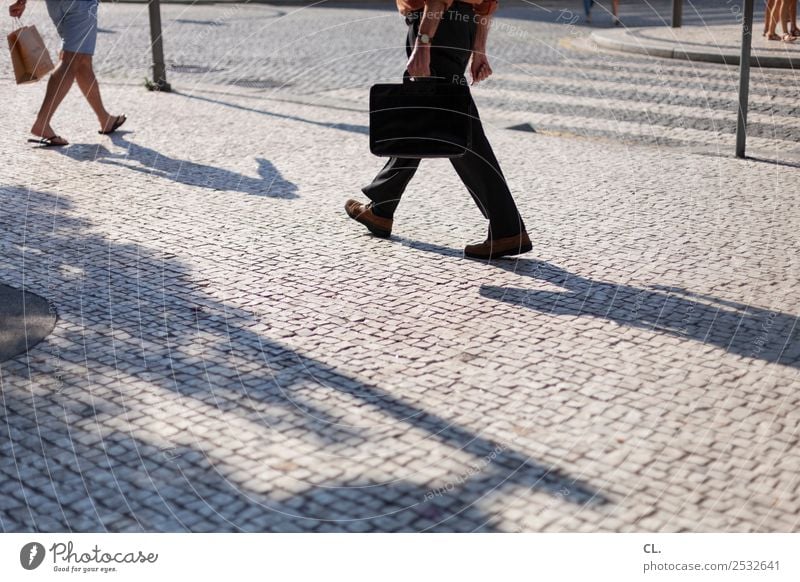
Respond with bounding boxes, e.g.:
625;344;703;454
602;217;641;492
593;22;800;67
1;1;799;532
11;0;800;152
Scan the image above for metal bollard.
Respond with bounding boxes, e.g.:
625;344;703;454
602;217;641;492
672;0;683;28
735;0;755;158
148;0;171;92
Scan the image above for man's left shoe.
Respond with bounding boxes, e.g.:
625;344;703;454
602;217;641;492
464;231;533;260
344;199;393;238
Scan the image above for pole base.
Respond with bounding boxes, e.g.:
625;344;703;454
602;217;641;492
145;78;172;92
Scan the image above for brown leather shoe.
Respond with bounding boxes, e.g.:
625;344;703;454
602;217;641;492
464;231;532;260
345;199;393;238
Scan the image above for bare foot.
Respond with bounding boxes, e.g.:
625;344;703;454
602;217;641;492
99;114;126;134
30;122;69;145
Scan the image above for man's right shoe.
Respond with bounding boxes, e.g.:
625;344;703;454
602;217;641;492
345;199;393;238
464;231;533;260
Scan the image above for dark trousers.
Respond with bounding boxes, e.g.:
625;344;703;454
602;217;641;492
362;3;525;239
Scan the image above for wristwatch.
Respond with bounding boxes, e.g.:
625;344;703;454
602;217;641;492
417;33;432;45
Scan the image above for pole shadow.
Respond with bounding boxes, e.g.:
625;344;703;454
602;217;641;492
0;186;608;532
55;133;298;199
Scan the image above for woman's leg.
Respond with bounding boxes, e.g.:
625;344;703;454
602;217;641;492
72;54;117;130
584;0;594;21
780;0;792;35
765;0;774;35
31;51;77;140
766;0;783;37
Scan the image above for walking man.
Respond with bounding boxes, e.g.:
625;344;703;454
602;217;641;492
9;0;126;146
345;0;531;260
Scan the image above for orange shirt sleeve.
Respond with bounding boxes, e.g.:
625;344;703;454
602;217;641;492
474;0;499;16
426;0;455;10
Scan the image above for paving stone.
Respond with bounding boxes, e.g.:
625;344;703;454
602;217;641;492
0;0;798;534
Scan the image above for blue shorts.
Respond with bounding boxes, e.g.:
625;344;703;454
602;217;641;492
45;0;99;55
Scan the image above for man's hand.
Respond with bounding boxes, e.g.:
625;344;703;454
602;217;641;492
470;52;493;85
406;43;431;79
9;0;26;18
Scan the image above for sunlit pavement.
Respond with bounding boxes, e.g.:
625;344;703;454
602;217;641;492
1;1;798;532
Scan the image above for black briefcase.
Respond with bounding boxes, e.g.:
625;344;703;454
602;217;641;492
369;80;472;158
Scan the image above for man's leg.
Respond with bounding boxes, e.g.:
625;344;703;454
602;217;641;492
72;54;116;131
361;157;421;218
358;13;423;220
449;101;525;239
30;51;77;140
426;4;525;241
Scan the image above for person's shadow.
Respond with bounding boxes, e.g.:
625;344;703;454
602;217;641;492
57;132;298;199
1;187;609;532
395;238;800;369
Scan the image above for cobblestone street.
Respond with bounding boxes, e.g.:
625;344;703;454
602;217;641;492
1;1;799;532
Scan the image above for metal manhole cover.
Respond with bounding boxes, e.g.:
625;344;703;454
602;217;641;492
174;19;226;26
169;64;226;74
229;77;288;89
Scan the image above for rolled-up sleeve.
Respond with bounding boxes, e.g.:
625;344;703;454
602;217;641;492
425;0;454;10
474;0;498;16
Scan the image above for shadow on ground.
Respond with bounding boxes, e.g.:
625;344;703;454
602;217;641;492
395;237;800;370
55;132;298;198
0;186;606;532
175;91;369;135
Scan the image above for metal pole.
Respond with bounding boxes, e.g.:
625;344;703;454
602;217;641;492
672;0;683;28
148;0;171;91
735;0;755;158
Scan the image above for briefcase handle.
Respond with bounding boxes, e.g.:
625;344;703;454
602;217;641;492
403;66;447;84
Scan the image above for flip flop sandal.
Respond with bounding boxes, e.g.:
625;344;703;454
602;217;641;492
99;114;127;135
27;135;68;147
766;33;782;41
782;33;796;43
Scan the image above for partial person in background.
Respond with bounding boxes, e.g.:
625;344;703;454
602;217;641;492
8;0;126;146
584;0;619;26
764;0;796;42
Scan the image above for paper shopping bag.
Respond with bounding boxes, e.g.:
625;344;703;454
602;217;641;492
7;25;54;84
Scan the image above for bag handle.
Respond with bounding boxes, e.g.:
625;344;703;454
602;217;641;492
403;67;446;84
